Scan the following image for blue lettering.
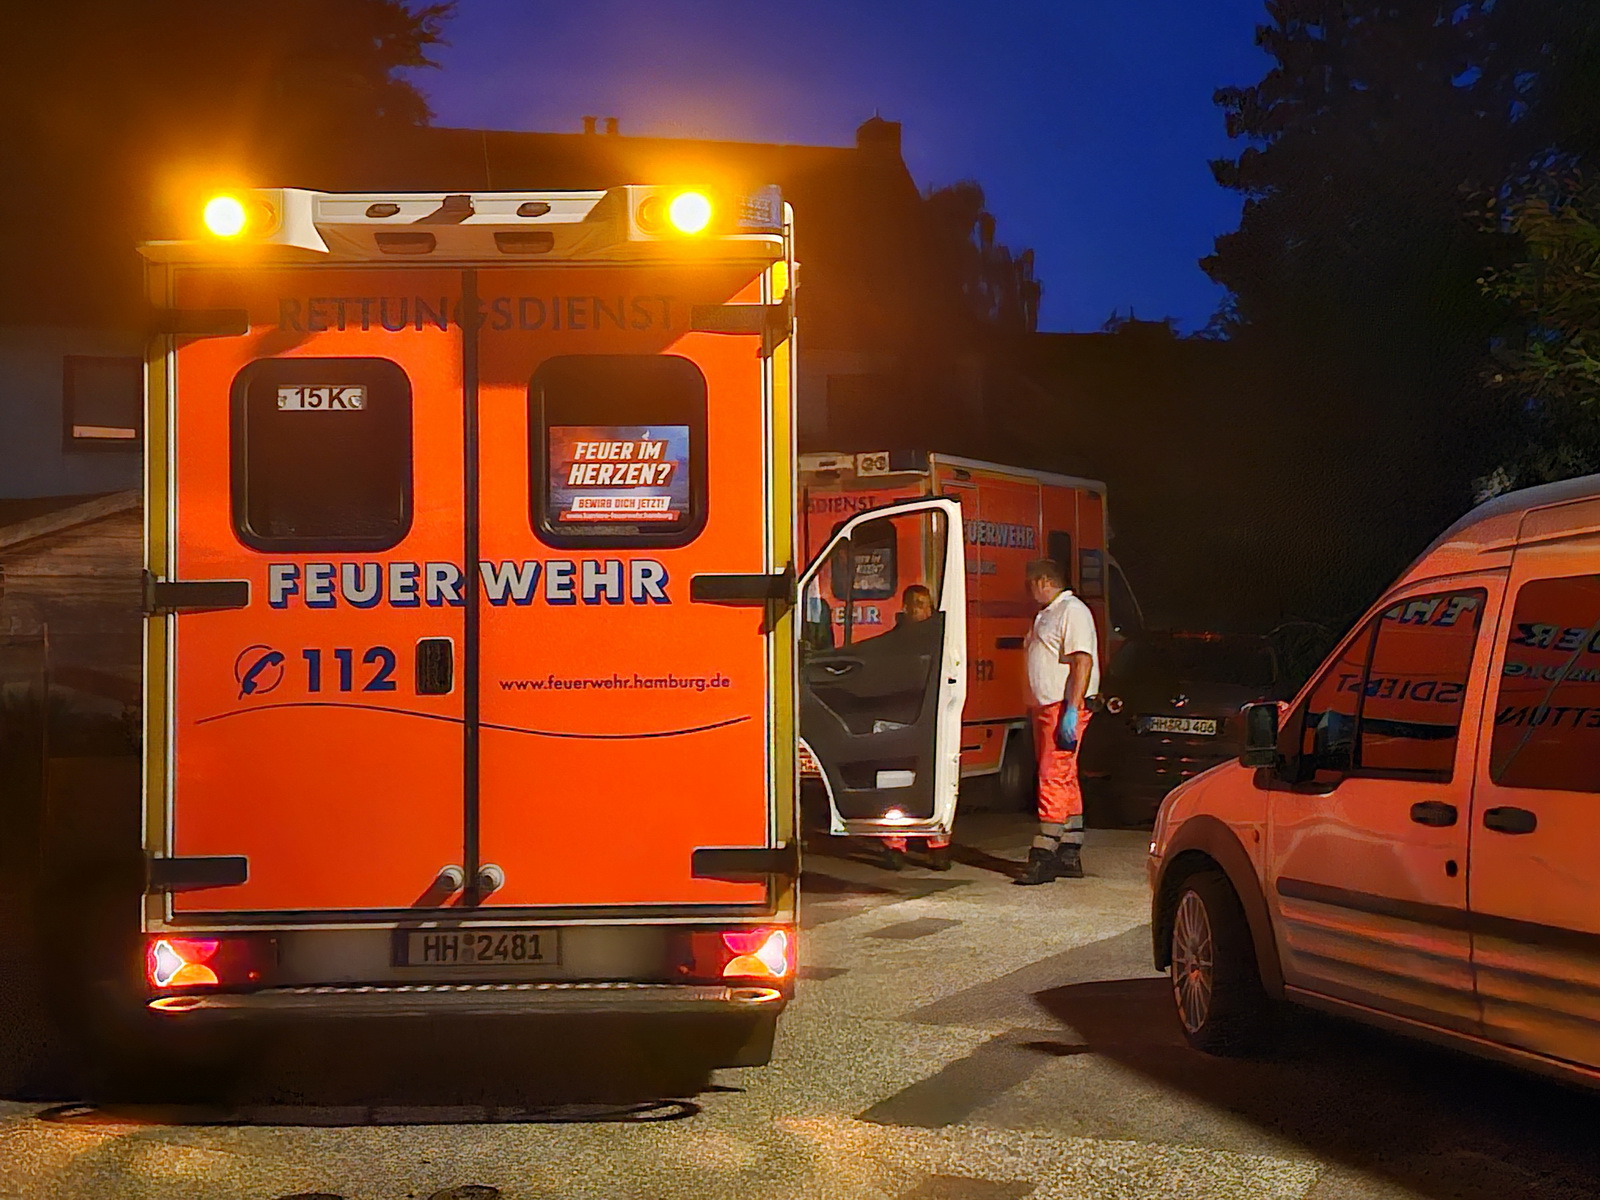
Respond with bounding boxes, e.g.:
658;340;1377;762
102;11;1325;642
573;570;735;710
581;559;625;605
426;562;465;607
389;562;421;607
481;560;541;605
630;560;670;603
341;562;382;608
305;562;336;608
546;560;577;605
268;563;300;609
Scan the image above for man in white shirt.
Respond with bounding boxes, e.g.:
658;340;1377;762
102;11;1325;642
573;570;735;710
1018;558;1100;884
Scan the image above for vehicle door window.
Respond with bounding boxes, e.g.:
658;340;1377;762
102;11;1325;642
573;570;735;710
530;354;706;548
805;510;945;652
1490;574;1600;792
831;516;897;604
1047;531;1074;590
231;357;412;551
1296;623;1375;776
1355;589;1485;780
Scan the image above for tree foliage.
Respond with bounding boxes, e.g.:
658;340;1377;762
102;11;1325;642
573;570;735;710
1485;172;1600;407
922;180;1041;336
1199;1;1567;616
1474;2;1600;493
2;1;452;323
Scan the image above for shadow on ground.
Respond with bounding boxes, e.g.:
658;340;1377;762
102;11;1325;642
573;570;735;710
1037;976;1600;1200
5;1007;736;1123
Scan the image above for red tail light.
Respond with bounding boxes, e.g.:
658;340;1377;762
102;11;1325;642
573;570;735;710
145;936;273;991
721;928;794;980
682;926;796;984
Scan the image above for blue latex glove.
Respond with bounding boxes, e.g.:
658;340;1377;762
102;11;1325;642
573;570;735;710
1054;704;1081;752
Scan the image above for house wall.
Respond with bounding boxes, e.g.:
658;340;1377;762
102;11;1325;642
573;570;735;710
0;507;142;703
0;327;143;500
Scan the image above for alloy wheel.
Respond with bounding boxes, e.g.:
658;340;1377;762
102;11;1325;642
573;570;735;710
1171;888;1215;1034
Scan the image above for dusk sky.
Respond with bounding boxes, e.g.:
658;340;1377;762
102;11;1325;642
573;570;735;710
416;0;1273;334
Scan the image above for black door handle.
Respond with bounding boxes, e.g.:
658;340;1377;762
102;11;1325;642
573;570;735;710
1409;800;1458;827
1483;806;1538;835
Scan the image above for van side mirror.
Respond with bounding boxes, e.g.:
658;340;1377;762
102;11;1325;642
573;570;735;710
1240;702;1281;768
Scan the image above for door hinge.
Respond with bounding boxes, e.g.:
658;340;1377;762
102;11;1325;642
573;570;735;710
147;854;249;893
691;843;801;883
143;571;250;615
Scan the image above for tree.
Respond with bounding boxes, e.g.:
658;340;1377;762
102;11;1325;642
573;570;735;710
1;1;453;325
1474;2;1600;493
1201;1;1551;616
922;180;1041;336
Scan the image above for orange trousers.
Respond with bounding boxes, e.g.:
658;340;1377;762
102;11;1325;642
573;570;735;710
885;833;949;852
1031;703;1091;826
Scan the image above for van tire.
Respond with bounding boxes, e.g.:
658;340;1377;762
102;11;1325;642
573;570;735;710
996;728;1036;811
1168;869;1270;1055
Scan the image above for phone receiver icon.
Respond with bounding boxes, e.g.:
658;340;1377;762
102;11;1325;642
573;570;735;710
239;650;286;696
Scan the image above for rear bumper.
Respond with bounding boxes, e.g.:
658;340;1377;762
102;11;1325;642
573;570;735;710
148;980;786;1020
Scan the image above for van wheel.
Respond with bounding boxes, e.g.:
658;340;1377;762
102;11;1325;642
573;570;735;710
1169;870;1270;1055
996;729;1035;810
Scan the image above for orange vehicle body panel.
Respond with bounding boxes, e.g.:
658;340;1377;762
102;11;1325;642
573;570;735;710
169;266;467;914
164;261;773;916
475;266;767;908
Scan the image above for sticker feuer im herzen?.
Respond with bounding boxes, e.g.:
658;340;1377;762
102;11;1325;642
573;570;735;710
550;425;691;524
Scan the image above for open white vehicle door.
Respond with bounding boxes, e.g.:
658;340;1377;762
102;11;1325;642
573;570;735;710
797;498;967;839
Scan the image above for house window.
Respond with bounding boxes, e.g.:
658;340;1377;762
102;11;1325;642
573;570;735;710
64;356;142;448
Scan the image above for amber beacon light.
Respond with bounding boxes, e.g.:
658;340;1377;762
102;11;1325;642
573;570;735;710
667;190;714;235
202;194;249;238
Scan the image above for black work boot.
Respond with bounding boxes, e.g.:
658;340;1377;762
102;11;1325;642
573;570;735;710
879;845;907;871
1055;842;1084;879
1014;846;1060;886
923;844;952;872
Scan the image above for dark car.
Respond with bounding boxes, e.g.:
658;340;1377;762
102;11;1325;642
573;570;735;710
1082;631;1286;827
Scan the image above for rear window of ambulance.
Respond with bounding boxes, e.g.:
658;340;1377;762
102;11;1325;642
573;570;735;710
530;355;707;547
231;357;413;552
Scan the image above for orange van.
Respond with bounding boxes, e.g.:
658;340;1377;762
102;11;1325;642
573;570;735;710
1149;474;1600;1085
799;452;1137;826
132;186;965;1073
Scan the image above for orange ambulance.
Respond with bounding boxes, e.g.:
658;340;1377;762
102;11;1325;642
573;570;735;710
134;186;966;1070
799;452;1135;829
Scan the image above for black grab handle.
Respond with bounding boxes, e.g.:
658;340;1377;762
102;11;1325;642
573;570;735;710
1483;806;1538;835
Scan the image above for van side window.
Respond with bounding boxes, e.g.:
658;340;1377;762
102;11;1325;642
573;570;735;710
1298;624;1374;775
530;355;707;548
1490;574;1600;792
231;357;412;552
1356;589;1485;780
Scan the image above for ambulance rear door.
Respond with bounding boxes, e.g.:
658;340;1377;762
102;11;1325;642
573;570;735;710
798;499;966;838
156;264;468;917
472;257;788;912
